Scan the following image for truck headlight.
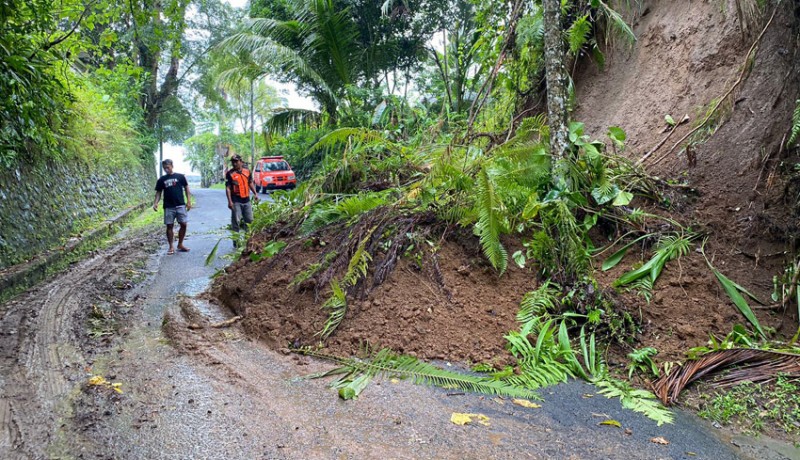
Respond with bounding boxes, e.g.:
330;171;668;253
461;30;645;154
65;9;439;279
288;175;295;180
265;177;273;182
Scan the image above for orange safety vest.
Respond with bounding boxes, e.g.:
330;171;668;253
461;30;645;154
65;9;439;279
228;169;251;199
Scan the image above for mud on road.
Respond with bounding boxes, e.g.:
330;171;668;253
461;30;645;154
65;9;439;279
0;189;790;460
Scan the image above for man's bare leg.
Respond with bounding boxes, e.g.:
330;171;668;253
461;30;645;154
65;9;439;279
177;223;189;252
166;224;175;255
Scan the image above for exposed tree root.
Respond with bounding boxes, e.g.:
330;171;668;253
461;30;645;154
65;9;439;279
652;348;800;405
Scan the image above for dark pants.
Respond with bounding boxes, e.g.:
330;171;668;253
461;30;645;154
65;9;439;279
231;201;253;232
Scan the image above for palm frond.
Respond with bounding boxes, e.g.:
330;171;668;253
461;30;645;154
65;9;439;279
318;279;347;339
304;348;540;399
598;0;636;44
653;349;800;406
266;108;323;135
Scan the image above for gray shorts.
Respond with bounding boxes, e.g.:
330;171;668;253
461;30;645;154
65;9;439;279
164;205;188;225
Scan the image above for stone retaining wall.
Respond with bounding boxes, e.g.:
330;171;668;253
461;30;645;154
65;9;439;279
0;160;152;269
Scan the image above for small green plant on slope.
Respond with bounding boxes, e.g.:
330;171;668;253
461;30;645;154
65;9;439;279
700;242;766;338
610;231;698;301
317;227;376;339
627;347;659;379
506;287;673;425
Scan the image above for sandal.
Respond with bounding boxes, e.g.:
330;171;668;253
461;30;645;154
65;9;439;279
178;247;190;252
167;248;175;255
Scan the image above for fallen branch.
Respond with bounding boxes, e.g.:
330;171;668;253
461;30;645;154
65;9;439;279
648;6;778;167
210;315;243;328
637;114;689;165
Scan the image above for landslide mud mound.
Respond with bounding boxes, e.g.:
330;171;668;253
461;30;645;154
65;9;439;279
211;227;534;363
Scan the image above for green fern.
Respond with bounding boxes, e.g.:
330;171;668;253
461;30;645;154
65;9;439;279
342;229;375;287
310;127;401;155
504;319;579;389
475;168;509;274
300;193;387;234
303;348;540;399
789;100;800;145
517;281;560;326
337;193;387;219
301;202;342;234
595;378;673;426
318;279;347;339
568;14;592;54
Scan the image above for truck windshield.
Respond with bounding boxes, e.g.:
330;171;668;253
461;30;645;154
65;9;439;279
266;161;290;171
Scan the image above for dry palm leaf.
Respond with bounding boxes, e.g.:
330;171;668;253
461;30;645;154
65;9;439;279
652;349;800;405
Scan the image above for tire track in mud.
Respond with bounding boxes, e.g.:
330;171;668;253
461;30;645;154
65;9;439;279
0;245;137;459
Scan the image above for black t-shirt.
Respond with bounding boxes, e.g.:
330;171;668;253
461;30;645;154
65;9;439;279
155;173;188;208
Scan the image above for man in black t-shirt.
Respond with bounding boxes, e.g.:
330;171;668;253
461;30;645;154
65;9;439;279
153;159;192;255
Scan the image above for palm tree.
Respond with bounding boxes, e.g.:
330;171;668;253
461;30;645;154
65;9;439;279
221;0;363;127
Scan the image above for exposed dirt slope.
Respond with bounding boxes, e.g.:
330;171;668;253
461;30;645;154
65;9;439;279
574;0;800;358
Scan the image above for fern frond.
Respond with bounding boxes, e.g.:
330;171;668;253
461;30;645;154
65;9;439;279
300;202;341;235
311;127;400;154
318;279;347;339
337;193;387;219
475;168;508;274
790;99;800;145
342;228;375;287
568;14;592;54
437;204;473;225
304;348;540;399
517;281;560;325
595;378;674;425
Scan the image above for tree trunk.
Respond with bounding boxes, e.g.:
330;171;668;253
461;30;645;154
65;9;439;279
250;78;256;168
541;0;570;178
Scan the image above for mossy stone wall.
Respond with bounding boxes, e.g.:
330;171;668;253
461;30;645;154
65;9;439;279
0;161;153;269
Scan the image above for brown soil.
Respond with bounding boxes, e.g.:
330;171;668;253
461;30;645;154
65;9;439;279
212;230;534;364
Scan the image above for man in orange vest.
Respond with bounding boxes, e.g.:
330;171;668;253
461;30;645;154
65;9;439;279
225;154;260;239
